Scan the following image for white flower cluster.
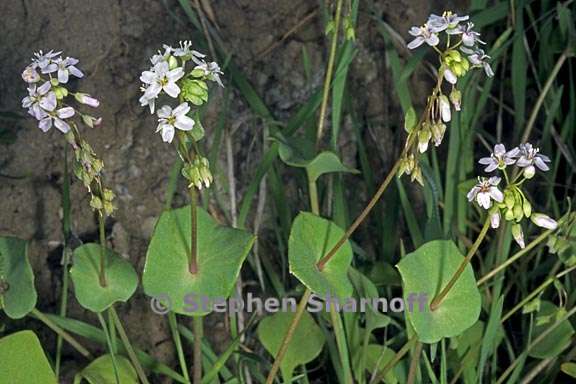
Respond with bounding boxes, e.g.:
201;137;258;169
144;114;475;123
408;11;494;84
467;143;557;248
21;50;100;133
138;41;223;144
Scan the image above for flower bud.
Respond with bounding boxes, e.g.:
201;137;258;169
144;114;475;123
513;204;524;221
418;127;431;153
439;95;451;122
90;195;103;210
81;114;102;128
523;165;536;179
54;86;68;100
490;210;501;229
504;208;514;221
512;223;525;248
522;200;532;218
22;66;40;83
168;55;179;70
75;93;100;107
504;190;515;209
431;123;446;146
530;213;558;230
449;88;461;111
50;78;60;86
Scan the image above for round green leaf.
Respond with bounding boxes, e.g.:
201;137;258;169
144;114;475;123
258;310;325;382
70;243;138;313
396;240;481;344
0;236;37;319
143;205;255;316
0;330;57;384
306;151;359;183
529;301;575;359
362;344;400;384
289;212;353;298
74;354;138;384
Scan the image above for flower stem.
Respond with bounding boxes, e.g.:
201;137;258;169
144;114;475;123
265;289;312;384
308;175;320;215
192;316;204;384
316;0;344;147
316;157;403;270
430;217;491;311
97;312;120;384
168;312;190;383
98;211;107;287
110;306;151;384
30;308;92;359
189;187;198;275
369;336;416;384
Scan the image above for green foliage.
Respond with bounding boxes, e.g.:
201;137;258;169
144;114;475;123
288;212;353;298
0;236;36;319
70;243;138;313
143;205;255;316
74;355;138;384
0;331;56;384
258;310;326;382
529;301;575;359
397;240;481;343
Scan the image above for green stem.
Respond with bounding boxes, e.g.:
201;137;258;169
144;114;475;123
406;342;423;384
192;316;204;384
189;187;199;274
30;308;92;359
317;157;403;270
98;212;107;287
110;307;151;384
265;289;312;384
97;312;120;384
329;305;353;384
369;336;416;384
430;217;491;311
168;312;191;383
316;0;344;147
308;175;320;215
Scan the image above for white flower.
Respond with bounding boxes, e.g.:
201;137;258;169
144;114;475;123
38;107;75;133
490;210;501;229
478;144;519;172
194;61;224;87
74;93;99;107
22;82;57;120
407;24;440;49
22;66;40;83
31;50;61;71
53;57;84;84
512;223;525;248
156;103;195;143
516;143;551;177
140;61;185;100
530;213;558;230
173;41;205;64
467;176;504;209
428;12;469;33
439;95;451;122
139;85;156;114
458;22;484;47
462;47;494;77
151;44;174;65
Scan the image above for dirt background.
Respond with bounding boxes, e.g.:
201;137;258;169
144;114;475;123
0;0;466;381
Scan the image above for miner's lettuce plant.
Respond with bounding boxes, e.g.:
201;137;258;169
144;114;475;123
1;1;575;384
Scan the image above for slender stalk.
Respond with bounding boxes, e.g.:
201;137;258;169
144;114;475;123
110;307;150;384
406;342;423;384
308;176;320;215
369;336;416;384
430;217;491;311
97;312;120;384
192;316;204;384
98;212;107;287
329;305;353;384
189;187;199;274
30;308;92;358
265;289;312;384
317;157;403;270
316;0;344;147
168;312;191;383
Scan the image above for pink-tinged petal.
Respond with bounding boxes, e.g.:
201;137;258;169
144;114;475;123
477;192;492;209
426;33;440;46
54;118;71;133
534;157;549;171
38;81;52;95
22;96;33;108
408;26;421;36
173;102;190;116
478;157;492;165
494;144;506;156
488;176;501;185
175;115;194;131
489;187;503;203
58;68;69;84
515;157;531;167
38;117;52;132
140;70;156;84
467;186;479;201
156;105;172;119
163;82;181;98
530;213;558;230
407;36;425;49
41;63;58;74
490;211;501;229
462;33;475;46
40;92;57;111
161;126;175;143
57;107;75;119
484;162;498;172
68;65;84;78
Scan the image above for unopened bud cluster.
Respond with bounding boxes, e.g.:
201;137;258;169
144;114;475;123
546;213;576;267
182;156;213;190
467;143;557;248
399;11;494;185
